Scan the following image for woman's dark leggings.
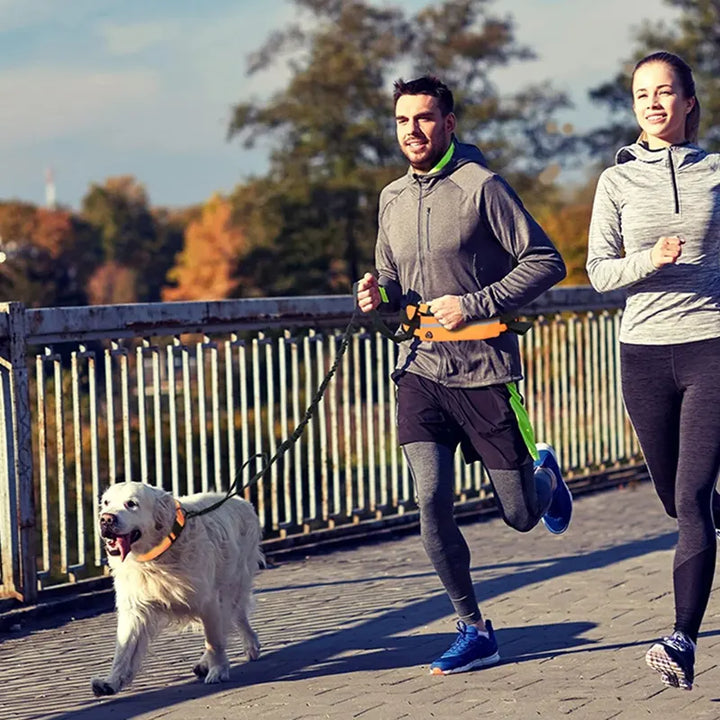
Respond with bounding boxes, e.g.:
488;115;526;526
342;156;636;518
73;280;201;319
621;338;720;643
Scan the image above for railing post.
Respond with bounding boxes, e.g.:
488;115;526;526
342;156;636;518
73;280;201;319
0;302;37;603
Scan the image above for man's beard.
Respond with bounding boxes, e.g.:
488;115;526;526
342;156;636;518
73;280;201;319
402;135;451;172
404;145;444;172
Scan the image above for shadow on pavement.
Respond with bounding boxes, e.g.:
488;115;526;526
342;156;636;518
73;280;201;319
30;529;678;720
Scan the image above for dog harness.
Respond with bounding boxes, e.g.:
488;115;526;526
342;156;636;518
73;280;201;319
133;500;187;562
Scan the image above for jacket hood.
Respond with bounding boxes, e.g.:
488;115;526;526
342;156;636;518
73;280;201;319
615;141;706;167
448;139;488;171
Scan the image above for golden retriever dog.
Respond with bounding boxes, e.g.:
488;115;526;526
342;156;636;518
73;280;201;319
91;481;263;697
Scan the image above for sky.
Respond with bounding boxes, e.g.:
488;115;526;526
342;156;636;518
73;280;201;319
0;0;679;211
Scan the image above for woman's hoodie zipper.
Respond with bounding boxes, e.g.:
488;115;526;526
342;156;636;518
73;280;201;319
668;148;680;214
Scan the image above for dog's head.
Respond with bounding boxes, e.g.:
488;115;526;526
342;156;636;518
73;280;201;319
99;482;176;562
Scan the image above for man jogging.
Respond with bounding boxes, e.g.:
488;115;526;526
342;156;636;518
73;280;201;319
356;75;572;675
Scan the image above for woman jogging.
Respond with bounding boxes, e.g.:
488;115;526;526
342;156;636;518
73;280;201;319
587;51;720;691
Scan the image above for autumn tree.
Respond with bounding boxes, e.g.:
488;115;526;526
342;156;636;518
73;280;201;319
0;201;36;244
81;176;183;303
163;195;246;301
86;261;138;305
535;204;591;286
0;201;103;306
228;0;577;296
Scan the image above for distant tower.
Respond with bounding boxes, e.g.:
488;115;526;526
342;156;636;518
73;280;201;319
45;167;56;210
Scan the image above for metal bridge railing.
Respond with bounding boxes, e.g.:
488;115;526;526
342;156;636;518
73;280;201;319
0;286;638;605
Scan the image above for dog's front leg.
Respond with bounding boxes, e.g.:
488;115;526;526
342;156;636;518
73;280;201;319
91;607;157;696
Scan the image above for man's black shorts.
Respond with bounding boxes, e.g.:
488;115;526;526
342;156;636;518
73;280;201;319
394;371;533;470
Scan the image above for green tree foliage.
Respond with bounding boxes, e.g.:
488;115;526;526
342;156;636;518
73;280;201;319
409;1;576;197
587;0;720;159
228;0;578;296
81;176;184;303
229;0;408;292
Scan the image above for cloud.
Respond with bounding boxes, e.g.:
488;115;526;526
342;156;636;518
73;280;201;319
88;6;297;154
0;0;99;34
0;66;158;146
0;0;52;31
98;20;176;56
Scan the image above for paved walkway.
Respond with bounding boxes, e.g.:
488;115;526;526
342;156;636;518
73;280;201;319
2;481;720;720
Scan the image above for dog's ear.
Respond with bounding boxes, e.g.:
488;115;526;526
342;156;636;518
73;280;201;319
98;485;112;508
152;489;176;532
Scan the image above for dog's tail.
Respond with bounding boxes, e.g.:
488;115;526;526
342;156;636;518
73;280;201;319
247;504;266;571
253;518;266;570
257;544;267;570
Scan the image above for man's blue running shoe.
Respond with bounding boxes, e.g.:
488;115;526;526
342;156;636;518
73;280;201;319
535;442;572;535
429;620;500;675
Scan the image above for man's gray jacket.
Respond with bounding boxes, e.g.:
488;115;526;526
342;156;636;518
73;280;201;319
376;140;566;388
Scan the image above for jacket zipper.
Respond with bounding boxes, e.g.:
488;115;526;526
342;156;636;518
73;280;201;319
415;179;445;376
668;149;680;214
416;180;427;293
425;207;431;251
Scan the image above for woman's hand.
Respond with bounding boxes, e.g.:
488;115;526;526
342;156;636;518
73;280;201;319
651;236;684;268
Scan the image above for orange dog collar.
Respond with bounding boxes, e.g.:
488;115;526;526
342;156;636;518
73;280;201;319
133;500;186;562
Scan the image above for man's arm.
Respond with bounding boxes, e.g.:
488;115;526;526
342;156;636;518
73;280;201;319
357;205;403;314
369;210;404;312
459;175;566;321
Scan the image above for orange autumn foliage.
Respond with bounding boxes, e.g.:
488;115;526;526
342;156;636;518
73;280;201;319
163;195;245;301
33;208;75;258
86;261;138;305
537;203;593;286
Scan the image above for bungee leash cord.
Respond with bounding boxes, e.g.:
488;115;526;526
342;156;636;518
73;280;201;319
137;292;531;560
183;308;363;521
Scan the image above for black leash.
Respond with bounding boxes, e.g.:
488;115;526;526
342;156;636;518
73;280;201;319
136;309;366;561
185;308;363;520
184;292;530;521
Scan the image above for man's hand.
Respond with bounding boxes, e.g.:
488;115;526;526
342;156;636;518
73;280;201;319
651;236;684;268
356;272;381;313
428;295;464;330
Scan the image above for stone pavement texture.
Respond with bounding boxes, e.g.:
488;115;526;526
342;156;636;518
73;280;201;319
2;481;720;720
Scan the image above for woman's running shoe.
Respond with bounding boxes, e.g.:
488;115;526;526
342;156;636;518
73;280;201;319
645;631;695;690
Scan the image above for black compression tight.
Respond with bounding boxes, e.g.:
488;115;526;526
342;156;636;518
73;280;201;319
621;338;720;643
402;441;552;623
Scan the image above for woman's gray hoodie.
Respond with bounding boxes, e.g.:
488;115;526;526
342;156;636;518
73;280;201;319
587;142;720;345
375;140;566;388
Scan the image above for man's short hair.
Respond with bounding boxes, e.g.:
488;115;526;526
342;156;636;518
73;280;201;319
393;76;454;116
